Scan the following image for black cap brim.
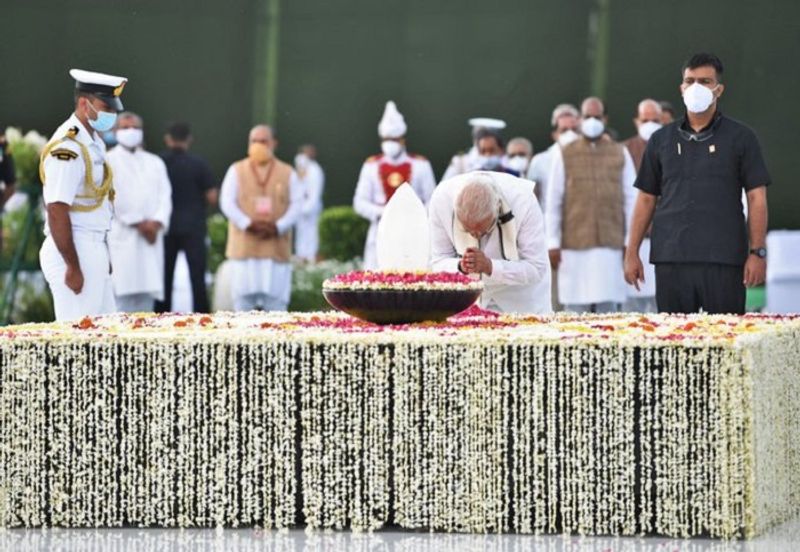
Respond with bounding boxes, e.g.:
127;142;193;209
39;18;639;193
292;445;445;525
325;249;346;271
93;93;124;112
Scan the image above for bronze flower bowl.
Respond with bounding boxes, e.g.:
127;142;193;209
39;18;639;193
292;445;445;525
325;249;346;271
322;287;482;325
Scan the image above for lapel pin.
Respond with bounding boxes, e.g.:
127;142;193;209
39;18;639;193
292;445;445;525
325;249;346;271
709;144;716;153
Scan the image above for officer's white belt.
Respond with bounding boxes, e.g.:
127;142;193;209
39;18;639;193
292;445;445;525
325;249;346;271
72;229;109;243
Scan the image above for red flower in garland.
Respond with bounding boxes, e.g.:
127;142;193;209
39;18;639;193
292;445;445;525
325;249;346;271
74;316;97;330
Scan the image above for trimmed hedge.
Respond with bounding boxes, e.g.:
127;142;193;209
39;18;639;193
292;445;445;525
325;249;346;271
317;206;369;262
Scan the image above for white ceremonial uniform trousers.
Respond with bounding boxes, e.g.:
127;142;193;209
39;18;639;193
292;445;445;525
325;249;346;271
40;232;117;321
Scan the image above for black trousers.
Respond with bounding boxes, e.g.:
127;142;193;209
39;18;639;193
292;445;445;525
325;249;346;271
655;263;745;315
155;231;210;313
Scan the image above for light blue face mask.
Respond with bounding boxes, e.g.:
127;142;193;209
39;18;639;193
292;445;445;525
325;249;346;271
87;101;118;132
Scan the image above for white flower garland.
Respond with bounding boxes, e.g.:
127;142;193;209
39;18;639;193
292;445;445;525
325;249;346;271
0;312;798;539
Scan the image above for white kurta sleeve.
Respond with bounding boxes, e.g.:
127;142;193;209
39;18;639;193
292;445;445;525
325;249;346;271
41;143;83;205
415;159;436;205
621;147;637;243
220;164;251;231
153;156;173;231
301;164;324;216
428;190;461;273
276;170;303;235
527;150;551;213
483;198;549;287
544;146;566;249
353;162;383;222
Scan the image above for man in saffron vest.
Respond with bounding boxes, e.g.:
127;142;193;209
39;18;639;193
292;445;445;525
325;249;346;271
220;124;302;311
353;101;436;269
39;68;127;321
545;97;637;313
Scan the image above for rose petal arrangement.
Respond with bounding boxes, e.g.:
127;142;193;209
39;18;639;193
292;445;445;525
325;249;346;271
1;310;799;538
322;270;484;291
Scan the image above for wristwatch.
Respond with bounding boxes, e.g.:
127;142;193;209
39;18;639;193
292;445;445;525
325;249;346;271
749;247;767;259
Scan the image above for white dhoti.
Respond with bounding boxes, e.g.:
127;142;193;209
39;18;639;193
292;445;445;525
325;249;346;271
40;231;117;321
229;258;292;311
294;213;320;261
558;247;627;307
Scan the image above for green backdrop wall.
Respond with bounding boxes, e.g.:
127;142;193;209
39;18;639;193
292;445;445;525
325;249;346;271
2;0;798;228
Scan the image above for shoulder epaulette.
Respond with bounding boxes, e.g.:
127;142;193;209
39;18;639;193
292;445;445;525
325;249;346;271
365;154;383;163
409;153;428;161
50;148;79;161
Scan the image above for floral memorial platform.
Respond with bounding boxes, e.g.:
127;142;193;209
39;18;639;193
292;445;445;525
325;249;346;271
1;305;799;539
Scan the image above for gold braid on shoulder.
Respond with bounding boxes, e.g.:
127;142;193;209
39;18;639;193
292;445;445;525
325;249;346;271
39;128;115;212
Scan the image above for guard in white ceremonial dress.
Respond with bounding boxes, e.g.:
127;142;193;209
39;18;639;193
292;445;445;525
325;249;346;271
107;112;172;312
353;101;436;269
39;69;127;321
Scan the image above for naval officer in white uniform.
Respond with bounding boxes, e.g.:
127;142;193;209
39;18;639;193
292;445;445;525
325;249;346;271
39;69;128;321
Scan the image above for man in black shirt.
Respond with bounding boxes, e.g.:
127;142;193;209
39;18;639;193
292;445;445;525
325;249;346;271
155;122;218;313
625;53;770;314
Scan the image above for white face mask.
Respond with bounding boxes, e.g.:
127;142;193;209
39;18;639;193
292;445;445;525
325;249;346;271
294;153;310;171
638;121;663;141
476;154;503;170
381;140;403;159
115;128;143;149
580;117;605;139
506;155;529;174
557;129;579;147
683;83;717;113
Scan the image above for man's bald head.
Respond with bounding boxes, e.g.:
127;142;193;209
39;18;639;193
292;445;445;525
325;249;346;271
581;97;605;118
249;124;275;144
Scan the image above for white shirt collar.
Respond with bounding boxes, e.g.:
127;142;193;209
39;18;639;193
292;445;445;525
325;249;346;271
65;113;103;148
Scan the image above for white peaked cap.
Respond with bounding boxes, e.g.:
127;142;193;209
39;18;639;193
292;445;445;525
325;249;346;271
69;68;127;88
69;68;128;111
378;101;407;139
468;117;506;130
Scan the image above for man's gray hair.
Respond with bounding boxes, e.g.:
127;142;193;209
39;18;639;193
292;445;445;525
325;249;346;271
117;111;143;126
581;96;605;115
550;103;579;127
455;175;500;226
507;137;533;156
637;98;662;116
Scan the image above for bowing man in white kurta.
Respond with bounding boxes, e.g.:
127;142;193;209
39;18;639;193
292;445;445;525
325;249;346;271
353;101;436;269
546;105;637;312
429;171;552;314
107;113;172;312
